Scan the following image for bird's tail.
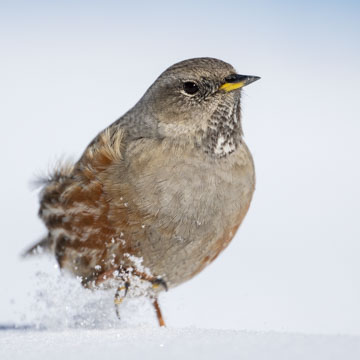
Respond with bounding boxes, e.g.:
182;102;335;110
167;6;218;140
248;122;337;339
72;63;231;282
22;236;52;257
23;158;74;259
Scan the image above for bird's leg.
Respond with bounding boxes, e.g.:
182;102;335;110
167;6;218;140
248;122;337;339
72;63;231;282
114;281;130;320
96;267;168;326
131;270;168;327
152;297;166;327
149;277;168;327
93;267;131;319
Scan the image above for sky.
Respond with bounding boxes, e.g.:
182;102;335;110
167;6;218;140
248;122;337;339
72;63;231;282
0;0;360;335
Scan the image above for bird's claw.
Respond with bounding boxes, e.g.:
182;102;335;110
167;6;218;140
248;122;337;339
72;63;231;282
114;281;130;318
151;278;168;292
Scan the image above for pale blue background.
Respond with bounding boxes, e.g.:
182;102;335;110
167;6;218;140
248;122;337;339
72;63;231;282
0;0;359;334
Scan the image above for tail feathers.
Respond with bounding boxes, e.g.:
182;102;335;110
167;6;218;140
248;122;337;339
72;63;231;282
22;236;52;257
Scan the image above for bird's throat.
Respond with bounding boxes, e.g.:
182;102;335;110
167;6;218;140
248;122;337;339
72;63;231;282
202;98;243;158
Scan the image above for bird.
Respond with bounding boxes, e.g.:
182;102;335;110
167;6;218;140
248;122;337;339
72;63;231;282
25;57;260;327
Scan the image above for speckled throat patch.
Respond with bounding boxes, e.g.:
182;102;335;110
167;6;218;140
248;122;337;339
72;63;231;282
203;95;242;158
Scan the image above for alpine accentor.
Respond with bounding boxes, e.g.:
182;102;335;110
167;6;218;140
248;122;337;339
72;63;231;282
26;57;260;326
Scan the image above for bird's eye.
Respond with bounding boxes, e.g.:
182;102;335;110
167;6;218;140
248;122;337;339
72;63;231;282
183;81;199;95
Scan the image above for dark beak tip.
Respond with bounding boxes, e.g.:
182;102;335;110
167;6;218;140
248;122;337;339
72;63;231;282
224;74;261;85
249;75;261;82
246;75;261;86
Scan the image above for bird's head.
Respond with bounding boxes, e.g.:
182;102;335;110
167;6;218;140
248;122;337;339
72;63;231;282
132;58;260;157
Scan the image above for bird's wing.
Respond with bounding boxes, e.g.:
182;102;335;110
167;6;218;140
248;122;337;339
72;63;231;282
27;129;127;279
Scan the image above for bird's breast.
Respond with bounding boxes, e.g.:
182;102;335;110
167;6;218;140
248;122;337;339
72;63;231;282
109;138;255;287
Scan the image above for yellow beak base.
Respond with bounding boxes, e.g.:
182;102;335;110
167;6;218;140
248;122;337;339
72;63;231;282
219;74;260;92
219;82;246;92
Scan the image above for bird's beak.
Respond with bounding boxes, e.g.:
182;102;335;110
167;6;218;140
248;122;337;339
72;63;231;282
219;74;261;92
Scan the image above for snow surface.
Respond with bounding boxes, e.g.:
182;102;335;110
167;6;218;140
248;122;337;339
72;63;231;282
1;258;359;360
1;326;360;360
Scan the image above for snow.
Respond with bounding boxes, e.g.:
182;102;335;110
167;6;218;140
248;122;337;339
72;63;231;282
1;257;359;360
1;327;359;360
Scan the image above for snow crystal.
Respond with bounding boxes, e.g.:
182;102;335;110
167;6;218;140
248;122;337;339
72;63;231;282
124;253;152;277
9;256;157;330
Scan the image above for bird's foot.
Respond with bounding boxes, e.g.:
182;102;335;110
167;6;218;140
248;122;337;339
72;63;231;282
151;277;168;292
114;281;130;319
103;267;167;326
